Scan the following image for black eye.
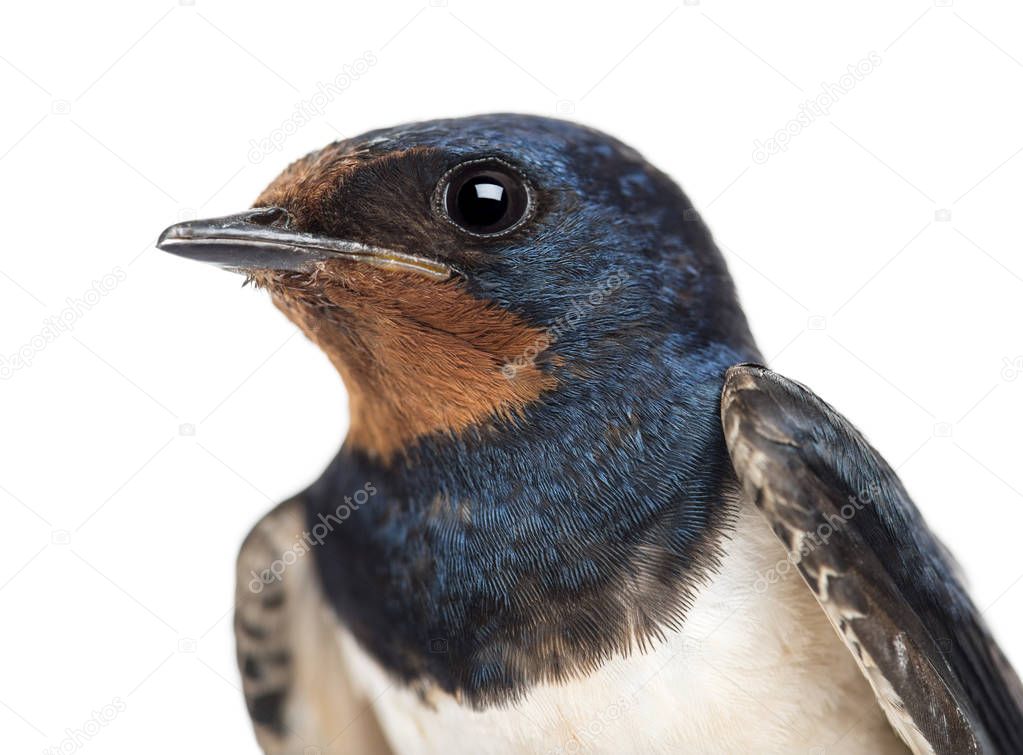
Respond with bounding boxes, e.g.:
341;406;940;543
441;160;531;235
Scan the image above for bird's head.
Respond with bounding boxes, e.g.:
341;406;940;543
159;114;756;460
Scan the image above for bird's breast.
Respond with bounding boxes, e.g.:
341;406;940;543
333;497;906;754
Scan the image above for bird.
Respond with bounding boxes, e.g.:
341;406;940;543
158;114;1023;755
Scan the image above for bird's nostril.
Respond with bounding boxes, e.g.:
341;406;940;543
248;206;295;229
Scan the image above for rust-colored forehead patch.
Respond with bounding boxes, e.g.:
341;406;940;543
253;142;441;230
258;266;557;461
254;142;372;221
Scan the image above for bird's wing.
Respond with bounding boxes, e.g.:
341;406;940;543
235;497;392;755
720;364;1023;755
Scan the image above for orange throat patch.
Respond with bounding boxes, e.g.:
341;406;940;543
260;266;557;460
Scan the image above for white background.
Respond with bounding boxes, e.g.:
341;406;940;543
2;1;1022;752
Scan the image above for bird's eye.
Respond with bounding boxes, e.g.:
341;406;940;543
440;159;531;236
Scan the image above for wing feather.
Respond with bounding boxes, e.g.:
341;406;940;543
721;364;1023;755
235;497;392;754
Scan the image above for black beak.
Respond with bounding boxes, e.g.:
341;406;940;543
156;207;451;279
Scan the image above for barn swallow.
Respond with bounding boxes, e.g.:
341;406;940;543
158;114;1023;754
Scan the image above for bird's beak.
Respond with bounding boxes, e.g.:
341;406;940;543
156;207;451;279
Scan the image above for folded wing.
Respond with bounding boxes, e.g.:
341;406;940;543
721;365;1023;755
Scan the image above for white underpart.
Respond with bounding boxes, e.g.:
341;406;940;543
339;496;907;754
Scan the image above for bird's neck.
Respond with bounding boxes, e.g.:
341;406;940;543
304;340;753;706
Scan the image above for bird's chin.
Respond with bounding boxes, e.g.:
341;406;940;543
241;269;288;290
